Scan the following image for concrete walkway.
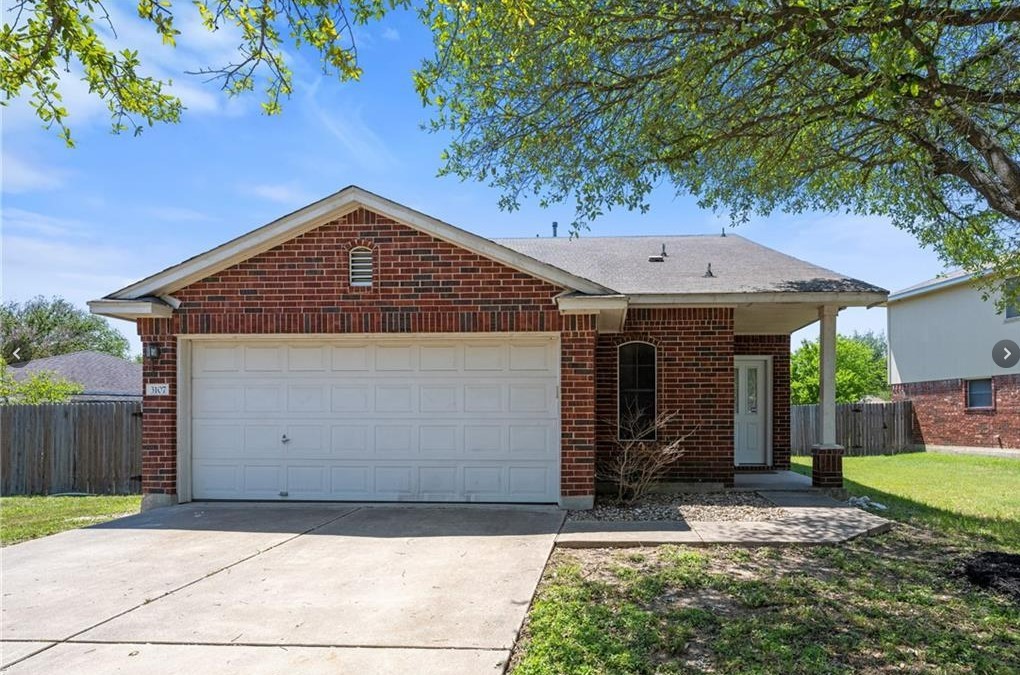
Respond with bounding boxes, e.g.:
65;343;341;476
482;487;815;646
1;504;563;674
557;490;892;548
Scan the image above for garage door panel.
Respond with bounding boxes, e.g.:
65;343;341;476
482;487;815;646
332;385;370;412
287;465;326;496
193;385;242;413
193;424;243;458
464;344;504;370
330;466;372;496
419;466;458;499
331;425;369;454
463;384;502;412
420;345;458;370
243;465;283;495
288;385;326;412
375;385;413;412
375;426;413;453
244;345;284;371
465;425;503;455
244;385;282;412
192;337;559;502
287;345;327;371
332;345;370;371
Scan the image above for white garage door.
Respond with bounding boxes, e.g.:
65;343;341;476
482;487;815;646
190;336;560;503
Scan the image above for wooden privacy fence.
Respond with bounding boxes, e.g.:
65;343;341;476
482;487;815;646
791;400;915;456
1;402;142;495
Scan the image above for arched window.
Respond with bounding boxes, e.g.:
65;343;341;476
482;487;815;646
349;247;373;287
618;342;656;440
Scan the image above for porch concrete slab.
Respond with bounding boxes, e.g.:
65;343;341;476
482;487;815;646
554;507;891;548
691;507;892;546
1;642;55;669
557;521;702;548
760;490;847;508
77;506;562;650
733;470;813;491
2;643;505;674
1;504;355;641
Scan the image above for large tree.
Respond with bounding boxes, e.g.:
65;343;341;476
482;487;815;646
4;1;1019;305
790;332;889;404
0;296;130;362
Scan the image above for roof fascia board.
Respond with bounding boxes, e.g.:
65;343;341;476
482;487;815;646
111;187;611;300
887;272;982;303
89;299;173;321
627;291;888;306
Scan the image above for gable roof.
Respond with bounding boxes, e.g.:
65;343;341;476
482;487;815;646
496;234;886;298
103;185;611;301
90;186;887;321
9;351;141;398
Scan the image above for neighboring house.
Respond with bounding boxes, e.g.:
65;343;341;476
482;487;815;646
8;351;142;402
888;271;1020;452
89;186;886;510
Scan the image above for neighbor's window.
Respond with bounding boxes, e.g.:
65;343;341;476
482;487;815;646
1006;279;1019;319
966;379;993;409
349;247;373;287
618;342;656;440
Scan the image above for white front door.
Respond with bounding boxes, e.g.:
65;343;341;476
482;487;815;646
734;357;769;465
189;335;561;503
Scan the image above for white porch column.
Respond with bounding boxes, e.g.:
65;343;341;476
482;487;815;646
811;304;845;492
818;305;839;446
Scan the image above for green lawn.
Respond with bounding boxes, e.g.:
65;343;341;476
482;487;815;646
791;452;1020;550
1;495;142;546
511;452;1020;674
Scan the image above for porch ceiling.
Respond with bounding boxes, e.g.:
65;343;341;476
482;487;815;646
734;303;836;334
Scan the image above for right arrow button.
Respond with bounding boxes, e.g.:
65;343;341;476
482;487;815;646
993;339;1020;368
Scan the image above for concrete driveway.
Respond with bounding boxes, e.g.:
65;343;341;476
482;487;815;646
1;503;563;673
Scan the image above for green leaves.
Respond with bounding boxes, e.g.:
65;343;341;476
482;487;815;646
418;0;1020;305
790;333;889;405
2;0;410;140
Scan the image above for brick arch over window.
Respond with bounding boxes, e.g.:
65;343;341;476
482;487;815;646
617;341;657;440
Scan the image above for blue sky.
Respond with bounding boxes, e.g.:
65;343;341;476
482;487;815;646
1;6;946;356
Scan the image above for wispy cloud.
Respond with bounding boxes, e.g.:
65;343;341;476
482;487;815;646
239;182;314;205
2;208;84;237
302;78;400;173
2;153;69;194
143;206;218;223
381;27;400;42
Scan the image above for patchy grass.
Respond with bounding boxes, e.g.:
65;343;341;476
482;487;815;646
791;453;1020;550
512;452;1020;673
1;495;141;546
513;534;1020;674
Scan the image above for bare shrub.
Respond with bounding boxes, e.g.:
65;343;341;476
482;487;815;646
598;408;694;504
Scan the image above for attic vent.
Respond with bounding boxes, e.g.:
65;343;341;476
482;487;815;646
648;255;665;263
350;247;373;287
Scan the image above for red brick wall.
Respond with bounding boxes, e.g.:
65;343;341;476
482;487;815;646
560;314;598;499
735;335;791;470
137;207;569;498
893;374;1020;449
136;327;177;495
595;308;736;485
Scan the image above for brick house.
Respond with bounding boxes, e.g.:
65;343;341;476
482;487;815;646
90;187;886;510
888;271;1020;453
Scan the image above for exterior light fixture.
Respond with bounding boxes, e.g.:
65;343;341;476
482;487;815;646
143;343;161;360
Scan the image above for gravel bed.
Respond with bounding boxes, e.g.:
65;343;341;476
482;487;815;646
566;492;788;522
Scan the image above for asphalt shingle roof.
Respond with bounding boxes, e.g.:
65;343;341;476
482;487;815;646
494;234;887;296
9;351;141;399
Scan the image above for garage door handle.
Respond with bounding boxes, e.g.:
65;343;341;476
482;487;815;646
281;434;290;444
